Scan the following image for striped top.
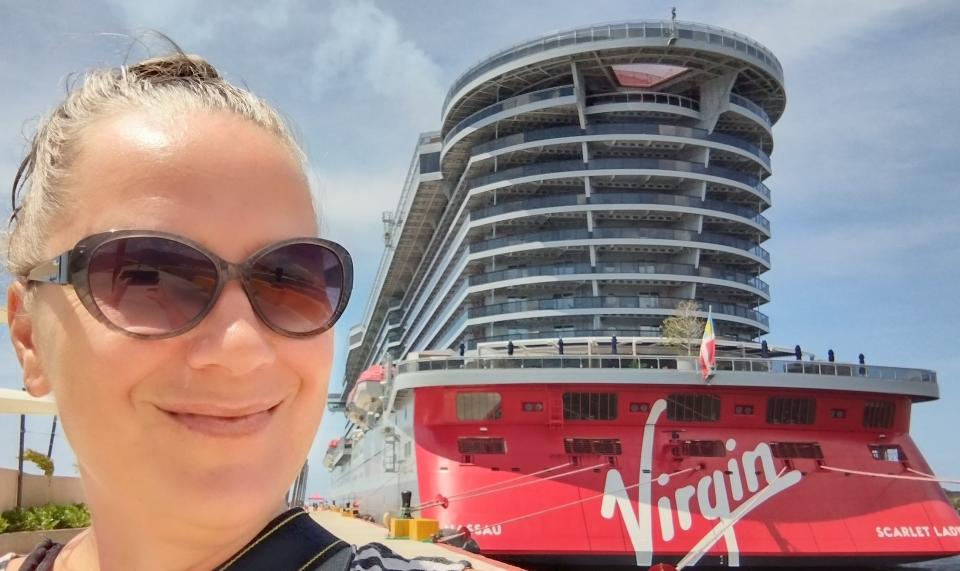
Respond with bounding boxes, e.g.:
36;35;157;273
0;536;472;570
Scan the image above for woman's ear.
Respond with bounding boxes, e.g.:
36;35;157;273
8;282;51;397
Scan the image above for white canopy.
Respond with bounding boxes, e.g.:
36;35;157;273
0;388;57;415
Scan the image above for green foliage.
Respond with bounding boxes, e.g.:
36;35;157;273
661;300;705;356
0;503;90;534
21;449;55;477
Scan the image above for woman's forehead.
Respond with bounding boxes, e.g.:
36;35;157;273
51;110;317;258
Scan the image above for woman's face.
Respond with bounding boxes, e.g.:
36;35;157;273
9;110;332;524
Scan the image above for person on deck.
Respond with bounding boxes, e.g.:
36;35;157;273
0;51;470;571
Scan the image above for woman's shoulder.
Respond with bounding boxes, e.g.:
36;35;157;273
347;542;472;571
0;540;62;571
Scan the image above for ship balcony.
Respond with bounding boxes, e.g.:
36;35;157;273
469;123;771;174
464;294;768;330
728;93;772;131
469;191;770;236
466;261;770;300
464;158;772;205
468;227;770;268
442;85;578;157
583;91;702;122
463;327;664;347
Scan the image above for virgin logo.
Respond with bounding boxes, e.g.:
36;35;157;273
601;399;802;567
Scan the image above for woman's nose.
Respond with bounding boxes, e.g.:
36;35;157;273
184;281;276;375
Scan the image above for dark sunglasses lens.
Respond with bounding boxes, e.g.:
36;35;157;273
247;243;344;334
87;237;218;336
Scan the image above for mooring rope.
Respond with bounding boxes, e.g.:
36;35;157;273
412;461;571;511
905;466;960;483
674;467;790;570
819;464;960;484
435;467;696;543
415;461;608;511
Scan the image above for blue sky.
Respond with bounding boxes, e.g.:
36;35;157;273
0;0;958;497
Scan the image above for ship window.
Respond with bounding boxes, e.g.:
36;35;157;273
563;392;617;420
770;442;824;459
734;404;754;415
666;394;721;422
564;438;622;455
831;408;847;419
673;440;726;457
767;397;816;425
456;392;502;421
863;401;896;429
418;152;440;174
869;444;906;462
458;437;506;455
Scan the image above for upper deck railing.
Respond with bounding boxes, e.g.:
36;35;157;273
443;20;784;114
397;354;937;386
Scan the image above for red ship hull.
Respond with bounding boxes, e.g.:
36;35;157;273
413;384;960;567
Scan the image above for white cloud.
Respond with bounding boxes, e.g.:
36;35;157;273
308;0;444;127
310;167;410;246
773;208;960;280
705;0;920;63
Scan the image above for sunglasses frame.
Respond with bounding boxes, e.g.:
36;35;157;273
25;230;353;340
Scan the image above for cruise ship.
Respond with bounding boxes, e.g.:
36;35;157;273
323;20;960;568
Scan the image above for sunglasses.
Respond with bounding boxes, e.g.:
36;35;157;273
25;230;353;339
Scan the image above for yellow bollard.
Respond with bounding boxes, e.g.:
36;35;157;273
409;518;439;541
389;518;411;539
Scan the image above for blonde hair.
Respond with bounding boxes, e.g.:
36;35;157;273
6;52;306;277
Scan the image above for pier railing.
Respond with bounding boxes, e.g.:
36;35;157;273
397;354;937;385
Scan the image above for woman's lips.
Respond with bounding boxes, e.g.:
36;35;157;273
159;403;279;438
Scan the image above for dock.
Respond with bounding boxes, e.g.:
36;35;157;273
309;510;523;570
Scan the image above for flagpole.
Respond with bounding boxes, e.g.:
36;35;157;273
707;305;713;377
698;305;716;382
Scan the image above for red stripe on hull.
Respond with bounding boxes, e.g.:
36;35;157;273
413;385;960;566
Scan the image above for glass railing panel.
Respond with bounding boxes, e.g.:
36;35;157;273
469;228;591;253
465;295;768;325
466;159;586;190
470;124;770;176
469;227;770;264
586;91;700;111
445;85;576;146
470;262;767;289
589;191;769;229
472;193;583;219
473;189;770;230
590;228;770;263
729;93;772;125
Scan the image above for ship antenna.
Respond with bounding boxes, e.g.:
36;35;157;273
671;6;677;21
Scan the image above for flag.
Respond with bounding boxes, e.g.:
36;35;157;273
698;308;716;381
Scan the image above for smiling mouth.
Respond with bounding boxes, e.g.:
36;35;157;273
160;403;281;438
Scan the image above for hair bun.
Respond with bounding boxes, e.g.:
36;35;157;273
128;54;221;82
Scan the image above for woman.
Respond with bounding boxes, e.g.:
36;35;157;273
0;53;470;571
